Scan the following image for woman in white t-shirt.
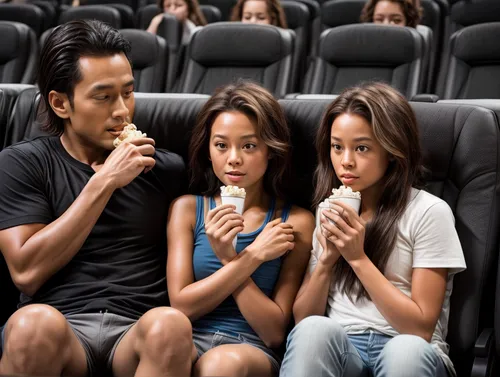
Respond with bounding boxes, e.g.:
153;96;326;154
147;0;207;44
280;82;466;377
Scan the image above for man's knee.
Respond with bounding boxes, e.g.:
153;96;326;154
376;335;440;376
195;348;247;377
138;307;192;354
1;304;73;373
4;305;69;356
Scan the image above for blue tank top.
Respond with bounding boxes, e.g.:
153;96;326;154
192;196;292;336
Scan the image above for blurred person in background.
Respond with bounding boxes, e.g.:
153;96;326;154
361;0;422;28
147;0;207;44
230;0;287;28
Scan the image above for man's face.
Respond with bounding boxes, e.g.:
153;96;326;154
62;53;135;151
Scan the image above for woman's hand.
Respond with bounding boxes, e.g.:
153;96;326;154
247;218;295;263
205;204;244;264
321;202;366;264
317;213;341;267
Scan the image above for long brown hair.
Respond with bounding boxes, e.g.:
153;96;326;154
314;82;426;300
189;81;291;198
360;0;423;28
157;0;207;26
230;0;288;28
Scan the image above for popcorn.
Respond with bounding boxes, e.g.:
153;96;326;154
329;185;361;199
113;123;147;148
316;185;361;229
220;185;246;198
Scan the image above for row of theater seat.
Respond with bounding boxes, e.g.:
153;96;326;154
1;83;500;376
2;0;500;95
3;15;500;101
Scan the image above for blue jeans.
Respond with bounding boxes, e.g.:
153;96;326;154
280;316;449;377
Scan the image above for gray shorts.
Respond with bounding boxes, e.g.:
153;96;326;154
193;329;281;375
67;311;136;376
1;311;136;377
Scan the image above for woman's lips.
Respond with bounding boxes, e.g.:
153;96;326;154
342;176;358;185
226;173;245;182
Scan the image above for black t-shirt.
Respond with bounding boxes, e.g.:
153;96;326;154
0;136;186;320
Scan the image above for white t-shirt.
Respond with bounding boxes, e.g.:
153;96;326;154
182;19;197;45
309;188;466;376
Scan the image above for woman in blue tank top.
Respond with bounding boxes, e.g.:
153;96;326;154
166;81;315;376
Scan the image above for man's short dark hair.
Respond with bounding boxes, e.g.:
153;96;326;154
37;20;132;135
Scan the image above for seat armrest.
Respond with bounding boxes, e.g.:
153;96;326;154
411;94;440;103
471;328;495;377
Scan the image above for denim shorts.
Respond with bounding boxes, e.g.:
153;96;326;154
193;329;281;375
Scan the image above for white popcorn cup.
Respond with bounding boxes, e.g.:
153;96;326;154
221;195;245;248
316;197;361;229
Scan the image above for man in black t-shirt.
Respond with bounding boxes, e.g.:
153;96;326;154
0;20;195;377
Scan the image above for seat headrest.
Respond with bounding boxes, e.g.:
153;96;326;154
137;4;160;29
189;23;293;66
58;5;122;29
451;0;500;26
0;4;45;36
319;24;421;65
120;29;162;69
289;0;319;20
282;1;310;29
321;0;365;28
200;5;221;24
133;93;209;165
451;23;500;63
0;22;23;64
420;0;443;30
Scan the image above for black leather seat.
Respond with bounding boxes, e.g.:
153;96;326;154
284;0;319;57
58;5;122;29
200;4;221;24
120;29;168;93
441;22;500;99
2;87;44;148
177;22;294;98
137;8;184;91
93;3;136;28
435;0;500;98
137;2;160;29
0;89;4;151
404;102;499;377
415;24;433;95
2;89;500;376
0;84;36;150
198;0;236;21
29;0;58;31
0;86;40;333
302;24;424;98
438;99;500;122
83;0;139;11
0;3;46;36
450;0;500;28
282;1;310;92
0;22;38;85
421;0;449;93
320;0;445;93
320;0;365;29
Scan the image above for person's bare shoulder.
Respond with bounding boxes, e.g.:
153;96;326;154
287;205;315;243
168;194;199;229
